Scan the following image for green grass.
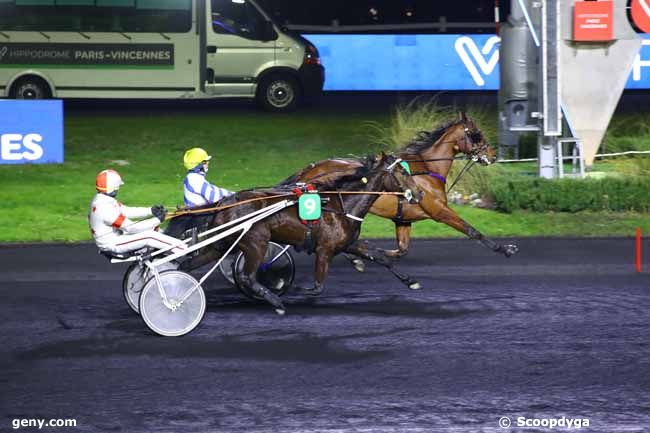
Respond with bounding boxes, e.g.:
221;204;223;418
603;112;650;153
1;108;649;243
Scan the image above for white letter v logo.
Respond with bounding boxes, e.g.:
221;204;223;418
455;36;501;86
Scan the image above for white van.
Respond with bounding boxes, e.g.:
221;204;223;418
0;0;324;112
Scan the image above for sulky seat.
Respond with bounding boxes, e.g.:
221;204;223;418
99;249;149;262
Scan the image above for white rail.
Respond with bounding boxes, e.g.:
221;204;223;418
498;150;650;163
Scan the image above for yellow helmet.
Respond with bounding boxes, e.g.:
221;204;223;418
183;147;212;170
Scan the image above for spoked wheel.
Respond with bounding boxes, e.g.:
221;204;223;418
233;242;295;300
139;270;206;337
122;261;178;314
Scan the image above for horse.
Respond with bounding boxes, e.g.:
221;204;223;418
166;153;423;315
283;112;519;262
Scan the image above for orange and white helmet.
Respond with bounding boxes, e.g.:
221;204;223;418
95;169;124;194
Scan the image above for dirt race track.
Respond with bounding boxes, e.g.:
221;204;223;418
1;238;649;433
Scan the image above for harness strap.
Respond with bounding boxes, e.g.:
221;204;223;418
411;171;448;184
334;189;363;222
304;221;316;254
345;214;364;222
389;194;405;225
393;194;405;223
386;157;403;171
446;159;476;193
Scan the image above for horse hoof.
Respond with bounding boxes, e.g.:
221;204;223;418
409;281;422;290
384;249;405;258
352;259;365;273
302;287;323;297
275;308;286;316
504;244;519;257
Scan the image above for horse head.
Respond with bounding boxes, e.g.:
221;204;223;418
451;112;496;166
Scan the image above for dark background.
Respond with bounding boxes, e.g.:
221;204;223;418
258;0;509;28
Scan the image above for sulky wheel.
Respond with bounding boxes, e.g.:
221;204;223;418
139;270;206;337
122;261;178;314
233;242;295;300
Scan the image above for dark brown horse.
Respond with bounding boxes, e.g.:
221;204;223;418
167;153;422;315
285;112;519;260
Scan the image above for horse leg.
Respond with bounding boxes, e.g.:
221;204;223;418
302;248;333;296
384;222;412;258
343;253;366;273
179;247;221;271
345;241;421;290
434;206;519;257
238;239;287;315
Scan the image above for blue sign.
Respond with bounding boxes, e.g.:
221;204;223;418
307;33;650;91
626;34;650;89
0;100;63;164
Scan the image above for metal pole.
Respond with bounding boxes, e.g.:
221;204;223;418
572;143;578;175
556;140;564;179
538;135;556;179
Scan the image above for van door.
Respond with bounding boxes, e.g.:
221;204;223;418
205;0;276;96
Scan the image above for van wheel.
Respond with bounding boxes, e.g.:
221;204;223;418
11;77;50;100
257;74;301;112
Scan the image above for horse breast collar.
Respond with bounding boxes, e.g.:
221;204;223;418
410;170;447;184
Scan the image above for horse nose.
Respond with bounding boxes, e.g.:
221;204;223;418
481;155;494;166
486;146;498;164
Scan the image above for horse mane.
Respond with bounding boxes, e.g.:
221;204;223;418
322;156;377;188
400;120;461;155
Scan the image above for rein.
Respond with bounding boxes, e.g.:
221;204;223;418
445;159;476;193
404;156;467;163
166;193;294;219
166;190;409;220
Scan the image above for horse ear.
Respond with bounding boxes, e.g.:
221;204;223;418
459;111;468;122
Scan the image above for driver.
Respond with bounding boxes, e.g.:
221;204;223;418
183;147;234;208
89;169;187;255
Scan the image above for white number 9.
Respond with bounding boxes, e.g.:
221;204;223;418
304;198;316;214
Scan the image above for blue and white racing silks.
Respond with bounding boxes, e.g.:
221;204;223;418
183;170;233;208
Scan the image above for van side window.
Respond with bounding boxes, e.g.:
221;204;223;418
211;0;265;40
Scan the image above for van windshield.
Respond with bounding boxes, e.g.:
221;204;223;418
211;0;266;39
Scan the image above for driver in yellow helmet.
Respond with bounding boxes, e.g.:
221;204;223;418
183;147;234;208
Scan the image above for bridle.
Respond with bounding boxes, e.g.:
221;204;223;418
461;125;492;165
